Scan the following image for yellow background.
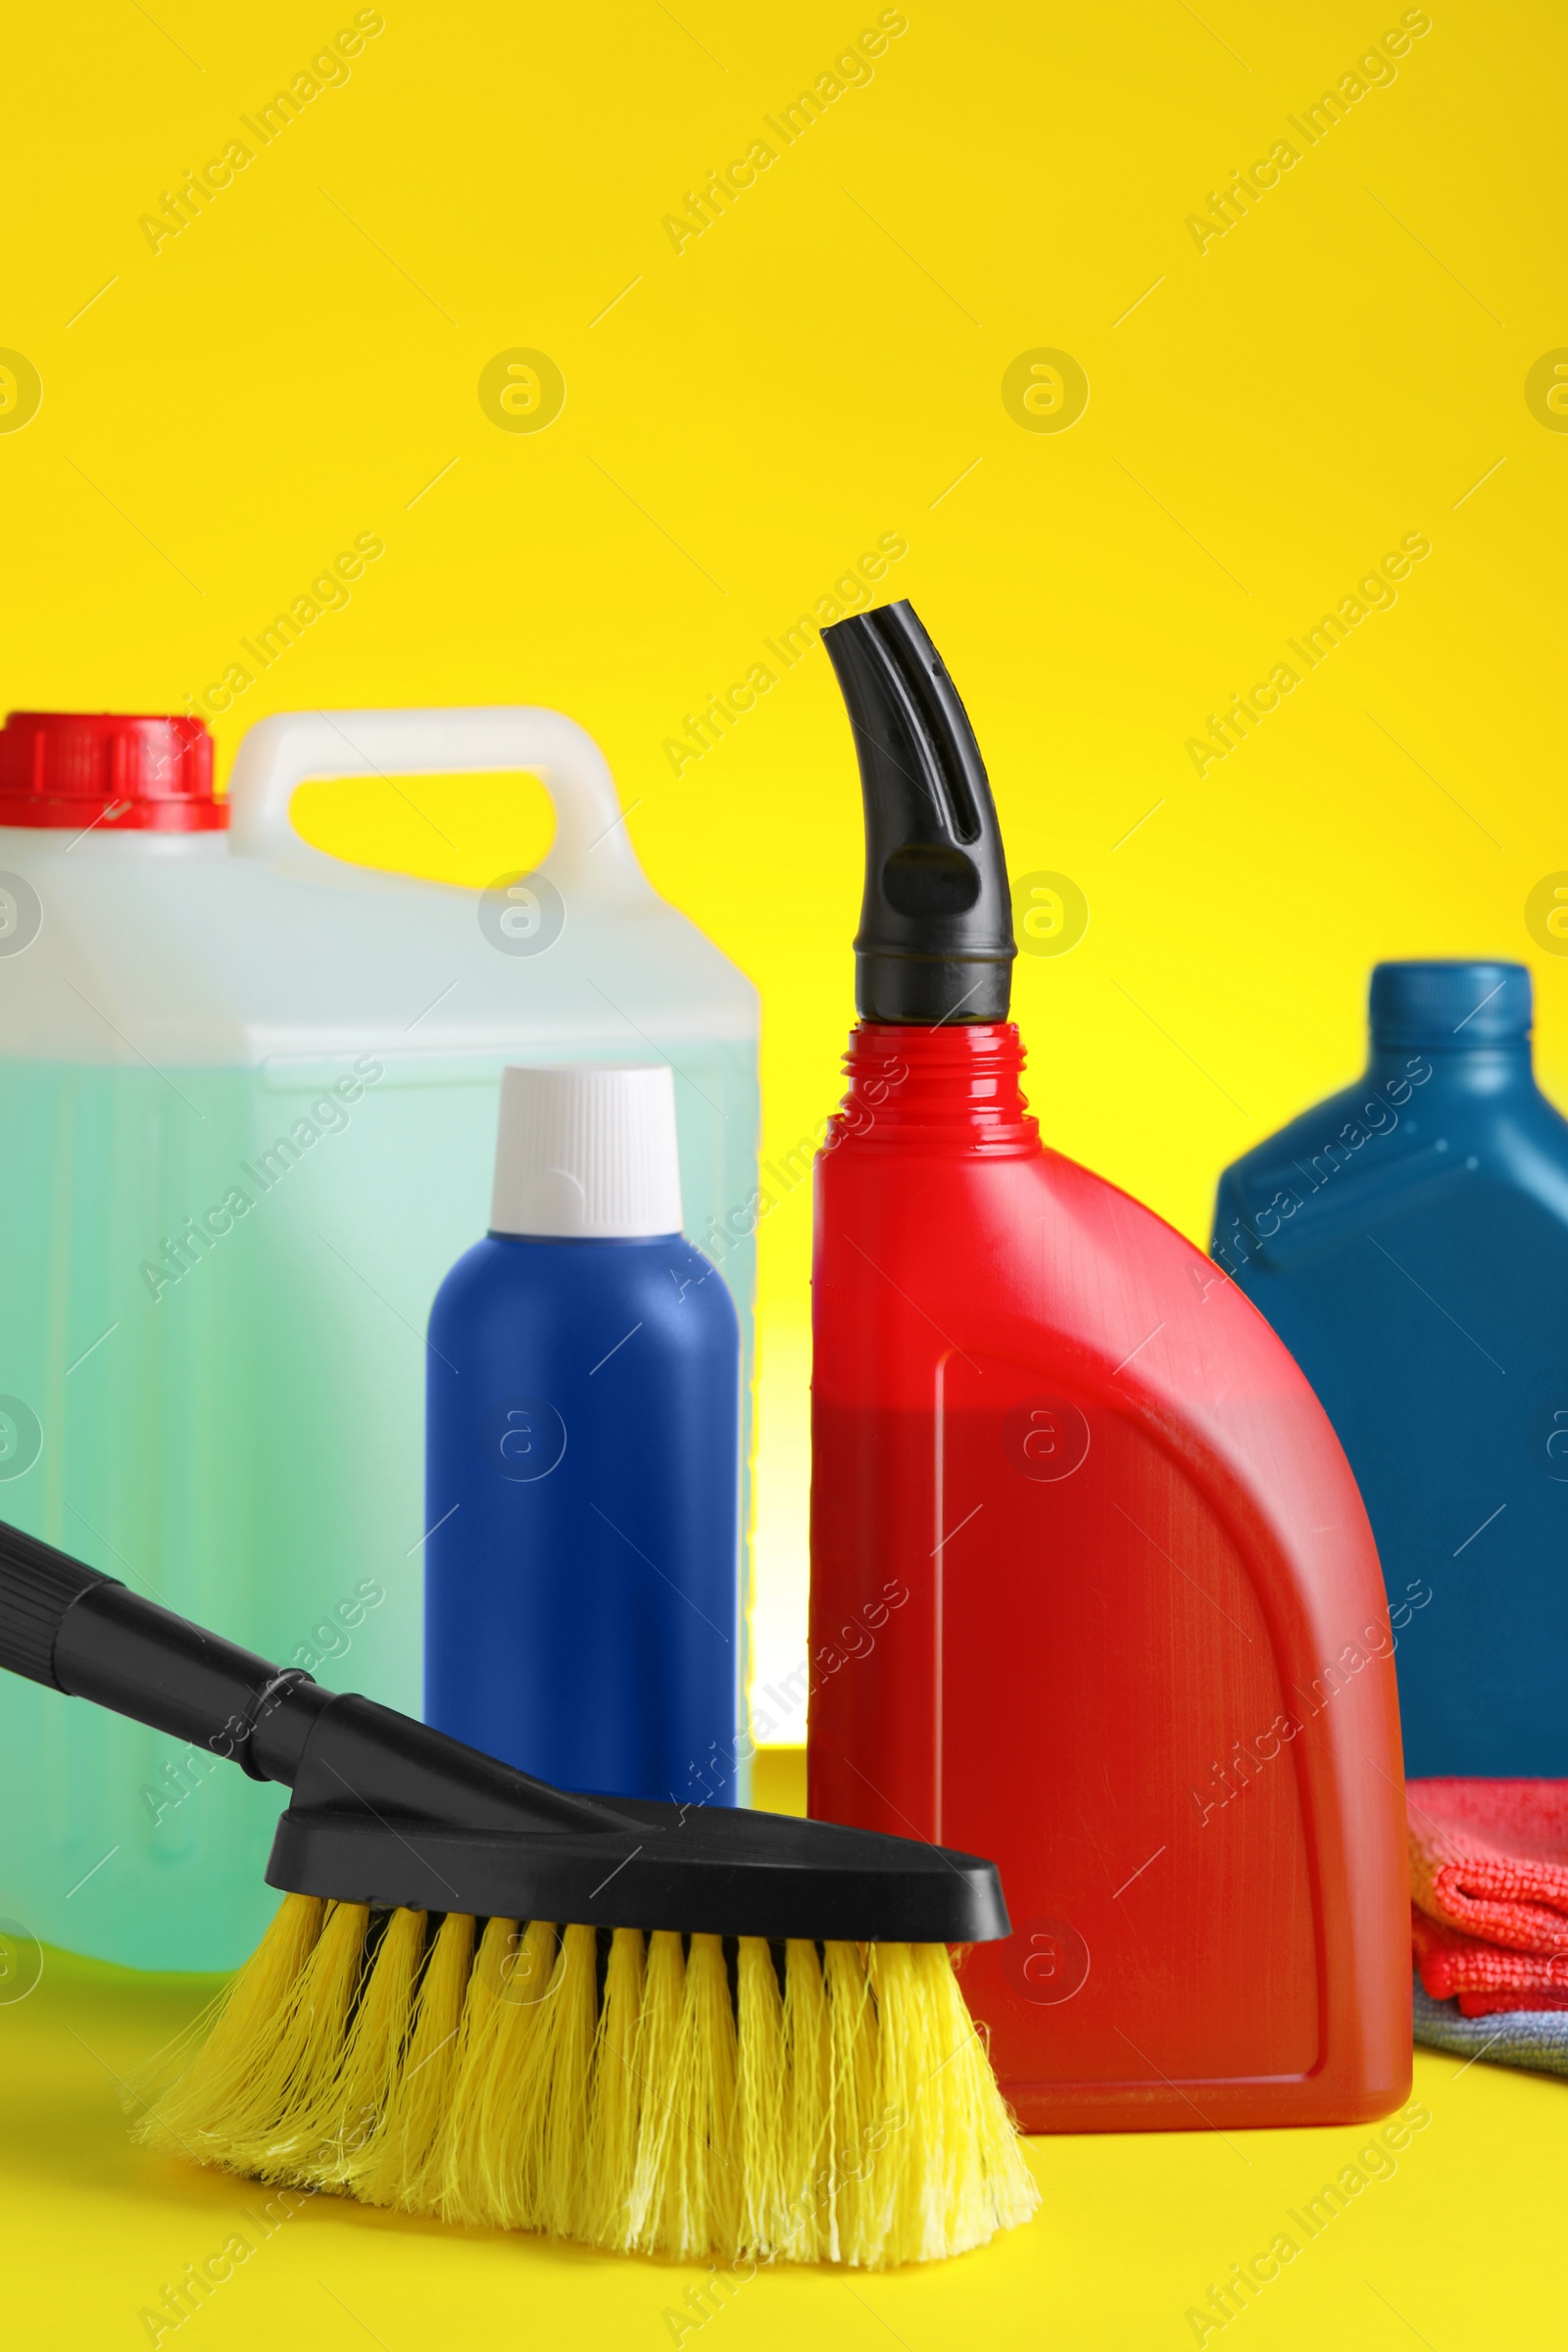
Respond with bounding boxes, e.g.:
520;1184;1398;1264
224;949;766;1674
3;0;1563;2340
6;0;1563;1684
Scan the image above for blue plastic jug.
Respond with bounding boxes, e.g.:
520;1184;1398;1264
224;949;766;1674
1212;960;1568;1776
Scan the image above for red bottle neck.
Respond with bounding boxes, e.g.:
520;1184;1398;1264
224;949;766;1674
831;1022;1040;1153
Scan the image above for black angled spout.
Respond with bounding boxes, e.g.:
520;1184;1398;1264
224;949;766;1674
823;601;1015;1024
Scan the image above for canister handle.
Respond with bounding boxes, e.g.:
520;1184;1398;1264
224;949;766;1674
224;707;651;896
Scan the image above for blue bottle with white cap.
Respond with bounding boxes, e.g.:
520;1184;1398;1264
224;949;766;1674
424;1062;741;1804
1213;960;1568;1777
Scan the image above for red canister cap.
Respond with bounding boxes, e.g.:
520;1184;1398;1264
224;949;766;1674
0;711;223;831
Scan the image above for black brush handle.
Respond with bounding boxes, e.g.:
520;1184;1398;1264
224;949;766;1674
0;1517;611;1825
0;1518;327;1781
0;1521;114;1684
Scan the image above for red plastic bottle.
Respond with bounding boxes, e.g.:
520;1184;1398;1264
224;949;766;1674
808;606;1409;2131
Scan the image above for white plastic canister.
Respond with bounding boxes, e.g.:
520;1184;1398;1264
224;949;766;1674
0;708;758;1968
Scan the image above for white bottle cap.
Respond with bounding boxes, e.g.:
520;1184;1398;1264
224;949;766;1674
490;1063;683;1238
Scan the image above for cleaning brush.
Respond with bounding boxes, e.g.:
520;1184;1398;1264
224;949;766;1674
0;1519;1038;2265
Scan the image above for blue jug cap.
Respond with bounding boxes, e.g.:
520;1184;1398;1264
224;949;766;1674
1369;959;1532;1048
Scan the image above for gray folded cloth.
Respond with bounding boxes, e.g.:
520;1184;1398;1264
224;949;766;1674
1412;1978;1568;2078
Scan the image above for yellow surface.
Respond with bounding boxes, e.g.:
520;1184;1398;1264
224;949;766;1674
3;3;1563;2342
0;1751;1557;2350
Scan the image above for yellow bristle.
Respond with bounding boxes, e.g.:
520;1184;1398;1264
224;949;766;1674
867;1938;942;2263
136;1895;1040;2269
539;1923;598;2242
472;1918;560;2230
662;1931;739;2259
134;1891;324;2161
300;1906;427;2186
780;1938;832;2261
624;1928;686;2250
735;1937;785;2257
435;1914;523;2226
919;1944;1040;2250
144;1898;368;2180
824;1939;880;2263
866;1940;1042;2263
584;1926;646;2249
354;1908;474;2213
227;1898;370;2181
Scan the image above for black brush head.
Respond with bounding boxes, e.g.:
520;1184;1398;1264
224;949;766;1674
270;1693;1009;1943
0;1520;1011;1947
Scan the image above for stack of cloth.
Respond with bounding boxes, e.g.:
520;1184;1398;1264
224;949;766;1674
1408;1778;1568;2079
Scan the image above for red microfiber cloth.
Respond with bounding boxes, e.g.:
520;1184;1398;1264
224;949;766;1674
1405;1777;1568;1952
1411;1906;1568;2001
1456;1987;1568;2017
